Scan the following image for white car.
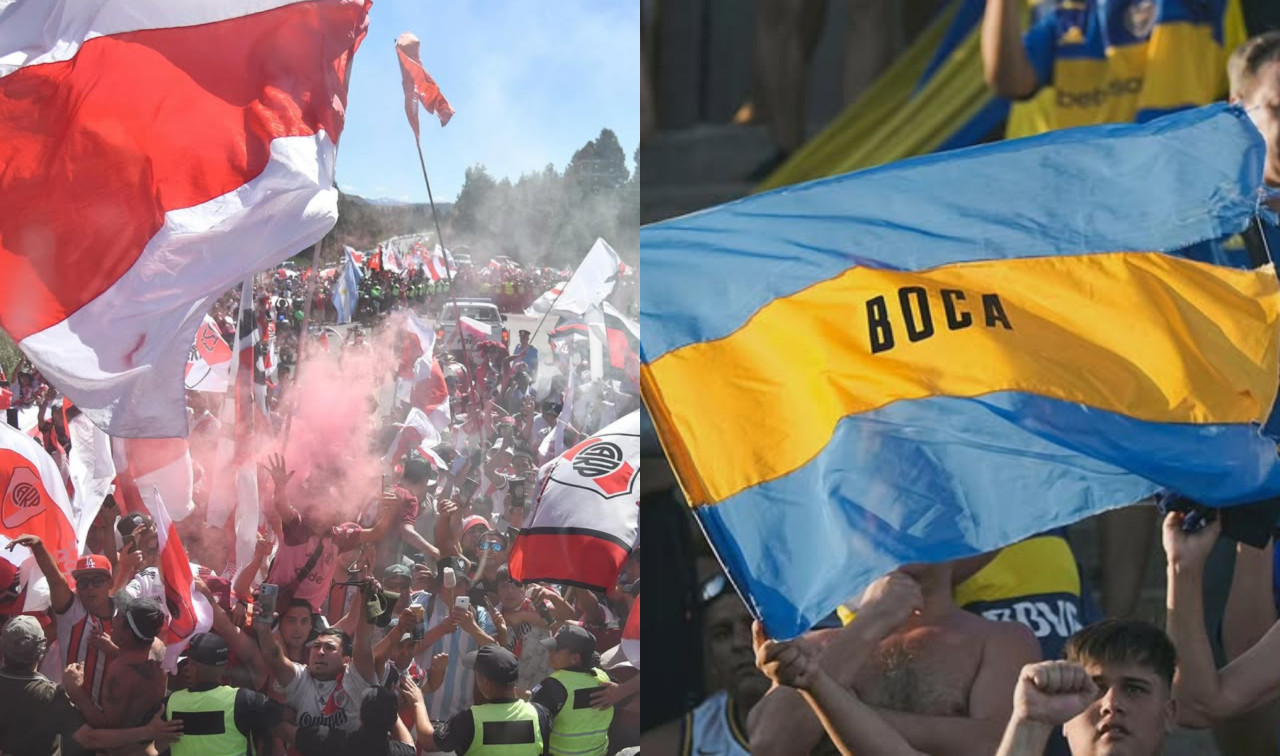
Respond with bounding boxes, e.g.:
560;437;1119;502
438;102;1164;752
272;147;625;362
435;298;509;355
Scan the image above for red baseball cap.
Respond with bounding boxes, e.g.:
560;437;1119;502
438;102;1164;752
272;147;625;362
71;554;112;578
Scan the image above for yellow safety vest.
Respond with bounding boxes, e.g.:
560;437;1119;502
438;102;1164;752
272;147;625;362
165;686;246;756
466;699;544;756
547;668;612;756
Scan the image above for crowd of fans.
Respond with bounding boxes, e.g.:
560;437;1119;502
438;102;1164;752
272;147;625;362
0;244;641;754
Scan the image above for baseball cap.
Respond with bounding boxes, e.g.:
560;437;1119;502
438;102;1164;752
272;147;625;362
463;644;519;685
116;512;154;539
460;515;491;539
1;616;46;665
124;598;166;642
184;632;229;666
519;329;531;337
383;564;412;582
71;554;112;579
541;625;597;659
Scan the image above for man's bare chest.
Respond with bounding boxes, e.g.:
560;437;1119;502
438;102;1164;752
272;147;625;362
852;628;983;715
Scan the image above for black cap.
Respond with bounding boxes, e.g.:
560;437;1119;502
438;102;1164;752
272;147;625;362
383;564;412;581
463;644;519;684
184;632;230;666
116;512;153;539
123;597;166;642
540;624;596;660
541;399;562;414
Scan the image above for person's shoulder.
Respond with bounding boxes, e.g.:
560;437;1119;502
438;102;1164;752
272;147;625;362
640;715;687;754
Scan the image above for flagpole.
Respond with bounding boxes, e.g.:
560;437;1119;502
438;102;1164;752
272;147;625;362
281;241;323;453
412;135;484;425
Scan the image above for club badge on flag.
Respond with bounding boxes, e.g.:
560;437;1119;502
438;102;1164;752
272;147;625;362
509;411;640;591
185;315;233;393
0;423;79;579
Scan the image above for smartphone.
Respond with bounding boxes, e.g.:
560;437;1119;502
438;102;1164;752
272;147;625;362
455;595;471;611
258;583;279;620
459;478;479;502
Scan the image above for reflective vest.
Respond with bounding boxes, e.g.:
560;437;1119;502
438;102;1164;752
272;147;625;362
547;668;612;756
165;686;246;756
466;699;544;756
504;281;514;295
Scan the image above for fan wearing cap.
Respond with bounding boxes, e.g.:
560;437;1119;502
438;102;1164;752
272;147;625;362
531;626;614;756
0;615;184;756
163;632;283;756
513;329;539;375
64;597;168;749
402;644;553;755
7;534;120;708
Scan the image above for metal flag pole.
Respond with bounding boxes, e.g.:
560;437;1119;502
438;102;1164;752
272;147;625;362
412;134;485;432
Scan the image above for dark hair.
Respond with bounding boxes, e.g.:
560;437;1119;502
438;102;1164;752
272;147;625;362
1065;619;1177;690
359;686;400;736
313;627;353;657
495;564;515;585
1229;31;1280;99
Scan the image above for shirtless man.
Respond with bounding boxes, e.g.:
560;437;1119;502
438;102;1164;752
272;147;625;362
748;563;1041;756
64;597;169;752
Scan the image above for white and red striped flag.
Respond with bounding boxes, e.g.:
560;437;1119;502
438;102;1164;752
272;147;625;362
509;411;639;591
0;0;370;438
396;32;454;136
524;282;568;317
458;316;492;341
185;315;234;394
0;423;80;583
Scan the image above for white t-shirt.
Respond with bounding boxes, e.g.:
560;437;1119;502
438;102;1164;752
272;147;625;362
280;661;372;732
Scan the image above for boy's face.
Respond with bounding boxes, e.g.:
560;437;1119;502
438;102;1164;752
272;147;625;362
1062;659;1175;756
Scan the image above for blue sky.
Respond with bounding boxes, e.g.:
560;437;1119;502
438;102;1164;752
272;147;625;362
336;0;639;204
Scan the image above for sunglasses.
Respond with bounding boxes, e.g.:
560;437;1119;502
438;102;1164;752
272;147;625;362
76;575;109;590
479;541;506;553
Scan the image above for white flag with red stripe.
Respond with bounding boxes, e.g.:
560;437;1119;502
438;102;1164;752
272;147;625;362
0;0;371;438
622;595;640;668
524;281;568;317
509;411;639;591
0;424;80;580
66;413;117;549
410;356;451;430
458;316;492;340
426;244;451;282
405;311;438;364
550;238;620;318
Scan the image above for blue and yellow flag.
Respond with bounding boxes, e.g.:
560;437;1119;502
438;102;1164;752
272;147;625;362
641;104;1280;638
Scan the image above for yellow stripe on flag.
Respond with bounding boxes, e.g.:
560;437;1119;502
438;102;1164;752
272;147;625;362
645;253;1280;507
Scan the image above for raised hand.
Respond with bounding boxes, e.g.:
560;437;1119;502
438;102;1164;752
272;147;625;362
426;653;449;692
261;452;295;491
753;621;823;691
1161;511;1221;572
64;662;85;692
6;535;42;552
1013;661;1099;726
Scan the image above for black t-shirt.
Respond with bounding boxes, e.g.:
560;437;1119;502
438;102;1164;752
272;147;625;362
296;726;416;756
433;699;552;755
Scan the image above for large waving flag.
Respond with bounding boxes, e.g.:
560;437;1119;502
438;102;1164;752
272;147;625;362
510;411;640;591
396;32;454;136
525;281;568;317
0;0;370;438
642;104;1280;639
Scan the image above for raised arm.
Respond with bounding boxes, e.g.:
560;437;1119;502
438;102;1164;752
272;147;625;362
997;662;1097;756
981;0;1040;99
7;535;73;614
262;453;297;525
352;585;377;684
1164;514;1280;724
233;534;274;603
400;522;441;562
357;495;399;545
755;623;924;756
253;605;297;687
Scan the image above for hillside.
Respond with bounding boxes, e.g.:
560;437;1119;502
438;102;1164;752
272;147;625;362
316;189;452;264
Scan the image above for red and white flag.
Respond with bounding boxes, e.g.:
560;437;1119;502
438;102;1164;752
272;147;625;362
550;239;621;318
384;407;445;467
396;32;454;136
410;357;452;432
622;595;640;669
425;244;451;282
0;0;370;438
405;311;438;364
524;282;568;317
459;316;492;340
113;438;212;671
509;411;639;591
0;388;10;411
65;412;117;549
0;423;79;581
185;315;234;394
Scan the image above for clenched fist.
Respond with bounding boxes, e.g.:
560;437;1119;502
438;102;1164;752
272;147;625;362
1013;661;1099;726
753;621;823;691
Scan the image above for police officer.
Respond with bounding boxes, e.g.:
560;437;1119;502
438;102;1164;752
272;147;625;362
164;633;282;756
404;644;551;755
533;626;614;756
